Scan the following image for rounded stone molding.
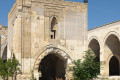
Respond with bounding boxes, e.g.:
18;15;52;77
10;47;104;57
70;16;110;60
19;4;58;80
33;45;74;80
103;53;120;76
88;36;101;49
103;31;120;46
106;54;120;65
33;46;72;72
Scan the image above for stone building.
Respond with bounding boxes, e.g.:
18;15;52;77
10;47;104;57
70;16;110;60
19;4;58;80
0;0;118;80
8;0;87;80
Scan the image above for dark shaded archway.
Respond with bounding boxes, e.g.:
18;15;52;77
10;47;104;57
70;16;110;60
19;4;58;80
104;34;120;76
104;34;120;56
2;46;7;60
109;56;119;76
39;54;66;80
88;39;100;62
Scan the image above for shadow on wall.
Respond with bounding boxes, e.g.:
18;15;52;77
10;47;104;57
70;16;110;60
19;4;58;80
2;46;7;60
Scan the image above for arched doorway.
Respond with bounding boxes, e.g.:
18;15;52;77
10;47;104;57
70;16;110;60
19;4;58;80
34;47;72;80
104;34;120;76
109;56;119;76
39;54;66;80
88;39;100;62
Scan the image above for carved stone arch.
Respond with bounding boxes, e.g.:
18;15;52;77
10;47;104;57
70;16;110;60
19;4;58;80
50;15;60;22
106;54;120;66
88;36;101;62
33;44;73;62
103;31;120;59
106;54;120;76
103;31;120;46
103;31;120;76
49;15;61;30
34;47;72;72
106;54;120;64
88;36;101;49
33;46;73;80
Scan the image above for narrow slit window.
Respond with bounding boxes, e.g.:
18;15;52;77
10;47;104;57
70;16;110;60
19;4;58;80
51;17;57;39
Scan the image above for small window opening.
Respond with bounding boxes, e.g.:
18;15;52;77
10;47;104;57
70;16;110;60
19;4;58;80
51;17;57;39
51;30;56;39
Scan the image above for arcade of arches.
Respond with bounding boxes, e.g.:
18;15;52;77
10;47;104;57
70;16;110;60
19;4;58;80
88;34;120;76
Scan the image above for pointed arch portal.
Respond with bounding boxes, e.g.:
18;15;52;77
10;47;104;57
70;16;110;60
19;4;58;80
39;54;66;80
104;34;120;76
88;38;100;62
34;47;72;80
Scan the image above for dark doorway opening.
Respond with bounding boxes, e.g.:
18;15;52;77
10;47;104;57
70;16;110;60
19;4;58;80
109;56;119;76
39;54;66;80
88;39;100;62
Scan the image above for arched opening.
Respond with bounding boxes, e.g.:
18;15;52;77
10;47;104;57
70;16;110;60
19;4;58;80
104;34;120;56
109;56;119;76
104;34;120;76
38;54;66;80
2;46;7;60
88;39;100;62
51;17;57;39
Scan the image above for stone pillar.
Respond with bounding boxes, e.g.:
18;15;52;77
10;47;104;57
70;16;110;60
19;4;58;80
34;71;39;80
65;63;74;80
100;49;106;77
100;61;106;76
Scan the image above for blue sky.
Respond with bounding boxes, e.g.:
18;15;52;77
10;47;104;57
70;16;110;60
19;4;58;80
0;0;120;29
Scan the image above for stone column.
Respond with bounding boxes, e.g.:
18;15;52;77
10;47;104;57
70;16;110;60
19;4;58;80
65;63;74;80
34;71;40;80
